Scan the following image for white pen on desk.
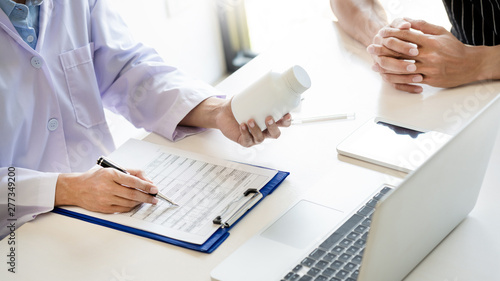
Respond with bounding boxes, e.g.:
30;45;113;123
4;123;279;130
291;113;355;124
96;156;179;206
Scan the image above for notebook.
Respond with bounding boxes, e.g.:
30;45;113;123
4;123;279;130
211;95;500;281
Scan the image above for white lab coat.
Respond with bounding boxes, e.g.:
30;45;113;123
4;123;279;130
0;0;220;239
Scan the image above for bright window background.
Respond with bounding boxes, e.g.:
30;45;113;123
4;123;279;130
244;0;452;53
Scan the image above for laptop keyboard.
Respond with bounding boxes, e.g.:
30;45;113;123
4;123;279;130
281;186;392;281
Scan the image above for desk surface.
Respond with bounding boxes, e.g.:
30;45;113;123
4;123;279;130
2;19;500;281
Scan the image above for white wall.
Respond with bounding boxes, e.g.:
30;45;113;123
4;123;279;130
110;0;226;84
105;0;227;147
245;0;333;53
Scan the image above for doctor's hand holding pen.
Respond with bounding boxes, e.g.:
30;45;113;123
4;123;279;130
54;167;160;213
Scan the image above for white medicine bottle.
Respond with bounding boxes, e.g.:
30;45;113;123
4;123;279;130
231;65;311;130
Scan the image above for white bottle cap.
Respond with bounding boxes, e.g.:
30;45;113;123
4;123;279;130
283;65;311;94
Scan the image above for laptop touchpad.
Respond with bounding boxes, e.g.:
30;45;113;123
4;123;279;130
260;200;344;249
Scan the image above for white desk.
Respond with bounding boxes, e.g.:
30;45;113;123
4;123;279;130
2;19;500;281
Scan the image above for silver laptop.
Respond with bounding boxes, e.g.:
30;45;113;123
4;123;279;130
211;95;500;281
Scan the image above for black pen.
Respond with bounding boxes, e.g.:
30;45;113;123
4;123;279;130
97;156;179;206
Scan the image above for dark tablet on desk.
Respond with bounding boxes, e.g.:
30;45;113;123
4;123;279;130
336;118;452;173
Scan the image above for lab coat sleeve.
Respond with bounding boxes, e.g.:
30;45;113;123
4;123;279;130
0;167;58;240
90;0;223;142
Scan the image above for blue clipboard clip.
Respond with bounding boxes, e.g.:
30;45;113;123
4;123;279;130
213;188;263;229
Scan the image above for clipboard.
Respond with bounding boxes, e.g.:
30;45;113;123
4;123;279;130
52;170;289;253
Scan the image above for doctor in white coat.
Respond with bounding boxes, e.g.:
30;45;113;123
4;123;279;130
0;0;291;239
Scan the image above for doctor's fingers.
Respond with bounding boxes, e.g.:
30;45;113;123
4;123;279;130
82;183;152;214
247;119;266;144
94;169;158;205
238;123;258;147
111;169;158;195
262;117;281;139
110;182;158;206
275;113;292;128
127;169;154;184
94;195;143;213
